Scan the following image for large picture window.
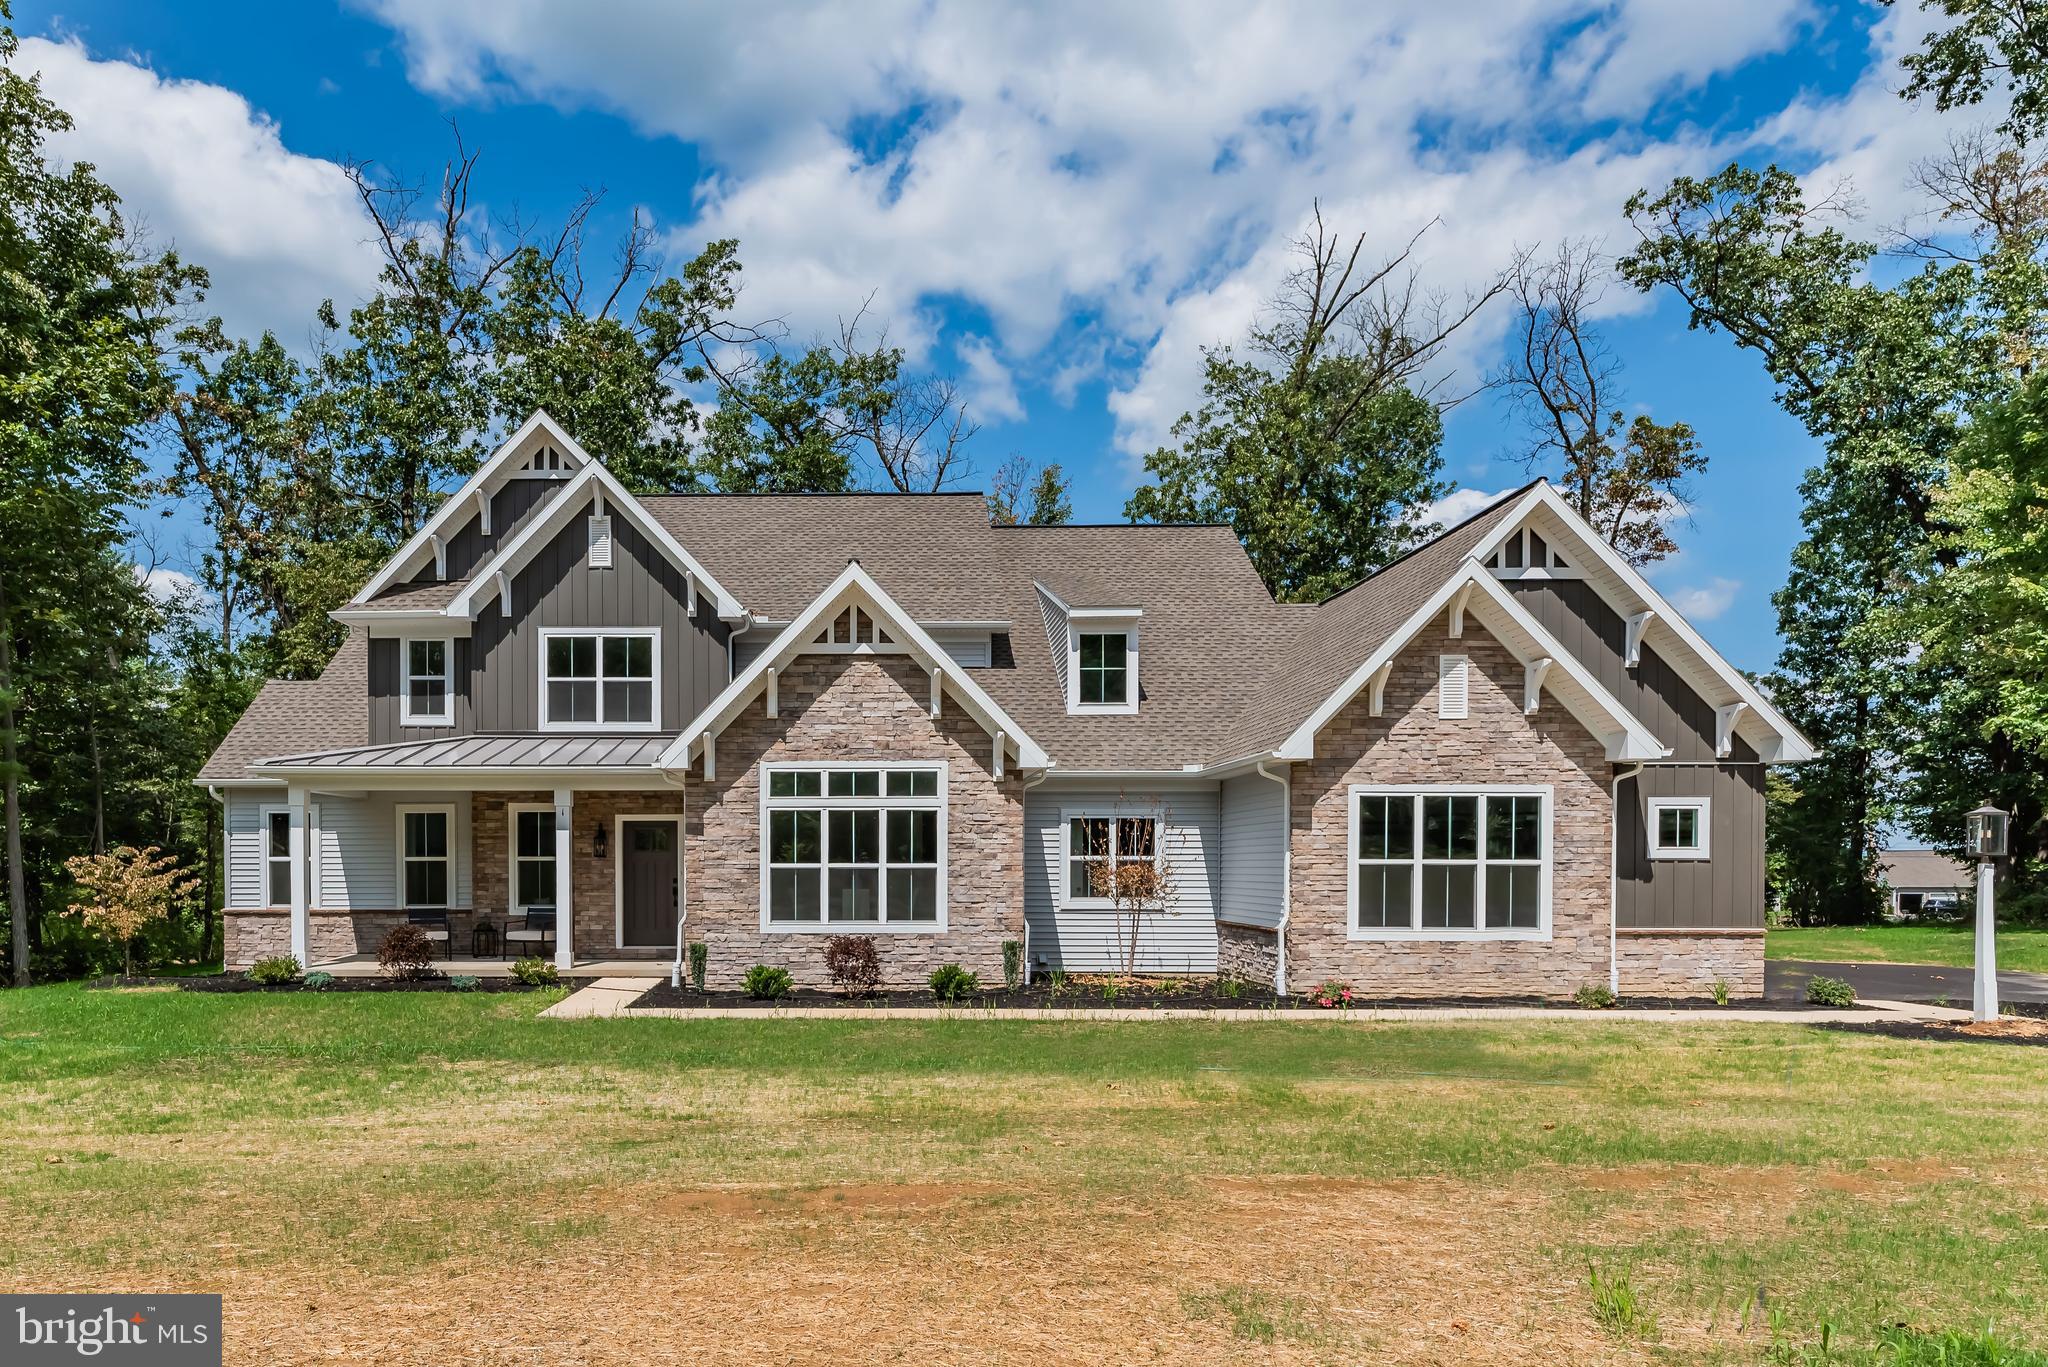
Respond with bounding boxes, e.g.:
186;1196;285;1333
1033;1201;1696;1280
400;639;452;725
540;630;657;729
398;806;453;909
1063;812;1159;905
762;765;945;931
511;806;556;910
1350;786;1549;937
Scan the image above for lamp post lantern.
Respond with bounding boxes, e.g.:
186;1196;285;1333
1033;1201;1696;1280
1966;804;2008;1022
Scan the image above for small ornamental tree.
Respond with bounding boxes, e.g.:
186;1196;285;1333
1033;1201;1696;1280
1082;813;1174;976
63;846;198;978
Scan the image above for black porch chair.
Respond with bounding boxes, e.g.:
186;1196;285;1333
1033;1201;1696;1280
502;908;556;960
406;908;454;960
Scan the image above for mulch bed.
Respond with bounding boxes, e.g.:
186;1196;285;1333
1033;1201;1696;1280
629;980;1801;1013
1820;999;2048;1047
91;973;555;994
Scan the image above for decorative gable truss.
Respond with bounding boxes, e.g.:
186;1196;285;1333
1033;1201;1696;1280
1275;562;1669;764
446;461;745;623
1473;484;1817;763
659;562;1049;781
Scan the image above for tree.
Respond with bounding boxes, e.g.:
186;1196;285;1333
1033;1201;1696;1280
1620;163;2007;921
987;457;1072;525
1493;241;1707;565
1127;207;1500;601
0;6;170;983
64;845;196;977
1892;0;2048;146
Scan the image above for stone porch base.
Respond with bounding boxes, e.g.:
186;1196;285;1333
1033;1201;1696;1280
1613;928;1765;999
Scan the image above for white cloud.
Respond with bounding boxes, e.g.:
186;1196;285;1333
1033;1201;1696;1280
133;564;206;606
1665;576;1741;621
956;336;1025;424
1422;486;1517;529
19;36;382;349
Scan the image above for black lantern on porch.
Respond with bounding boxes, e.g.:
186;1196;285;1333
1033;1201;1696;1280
593;821;609;859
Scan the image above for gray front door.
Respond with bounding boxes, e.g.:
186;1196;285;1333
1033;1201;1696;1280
619;820;679;947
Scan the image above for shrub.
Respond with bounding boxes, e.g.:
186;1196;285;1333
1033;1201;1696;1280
246;955;301;985
1304;980;1354;1010
510;956;559;987
1806;974;1856;1008
743;964;793;1000
1100;978;1120;1004
450;974;481;992
1587;1263;1657;1339
823;935;882;996
687;940;708;992
1710;978;1732;1007
1574;983;1617;1009
302;970;334;991
1001;938;1023;990
929;963;978;1002
377;925;438;980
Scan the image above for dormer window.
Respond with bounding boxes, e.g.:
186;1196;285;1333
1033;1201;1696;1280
400;639;452;726
1066;611;1141;715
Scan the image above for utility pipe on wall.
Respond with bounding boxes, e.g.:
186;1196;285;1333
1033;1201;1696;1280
1256;759;1292;996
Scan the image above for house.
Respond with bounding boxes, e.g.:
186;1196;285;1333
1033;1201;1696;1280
1877;848;1973;916
198;411;1815;997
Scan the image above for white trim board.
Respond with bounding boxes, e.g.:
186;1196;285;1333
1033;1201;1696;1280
1470;484;1815;763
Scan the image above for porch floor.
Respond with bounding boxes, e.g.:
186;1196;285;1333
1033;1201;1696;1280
311;954;672;978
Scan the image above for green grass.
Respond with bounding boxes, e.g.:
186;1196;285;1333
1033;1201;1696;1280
1768;923;2048;973
4;983;2047;1363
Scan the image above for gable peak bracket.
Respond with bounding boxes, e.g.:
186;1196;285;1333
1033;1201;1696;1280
1446;581;1475;639
430;534;447;581
1715;701;1748;759
1523;657;1553;715
1624;610;1656;669
476;487;492;536
1366;662;1392;718
493;570;511;619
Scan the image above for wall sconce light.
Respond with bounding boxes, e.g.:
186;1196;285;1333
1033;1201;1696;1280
593;822;609;860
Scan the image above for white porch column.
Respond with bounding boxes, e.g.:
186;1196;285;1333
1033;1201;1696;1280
554;787;575;971
286;783;310;966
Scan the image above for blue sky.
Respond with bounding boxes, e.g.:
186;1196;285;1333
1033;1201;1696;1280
11;1;1980;672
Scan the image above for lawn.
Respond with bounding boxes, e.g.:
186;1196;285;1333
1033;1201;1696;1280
1768;923;2048;973
4;987;2048;1366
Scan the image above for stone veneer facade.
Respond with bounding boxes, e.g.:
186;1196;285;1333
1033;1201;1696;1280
1215;922;1281;988
1286;623;1614;998
1615;929;1765;998
683;653;1025;989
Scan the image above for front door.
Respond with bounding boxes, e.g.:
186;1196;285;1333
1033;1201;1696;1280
619;819;679;947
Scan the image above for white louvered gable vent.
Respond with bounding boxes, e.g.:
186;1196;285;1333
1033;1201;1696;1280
587;514;614;569
1437;653;1470;720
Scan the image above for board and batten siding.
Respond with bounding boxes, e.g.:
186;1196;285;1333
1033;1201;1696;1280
1217;771;1286;930
408;475;562;586
468;509;730;733
1023;784;1220;973
225;788;473;911
367;637;474;745
1615;764;1765;929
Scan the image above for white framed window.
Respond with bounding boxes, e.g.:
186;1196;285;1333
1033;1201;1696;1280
400;639;453;725
1647;796;1711;861
509;804;557;911
539;629;658;730
1061;809;1162;907
1348;784;1551;939
262;807;292;907
760;763;946;932
1065;613;1140;714
396;804;455;909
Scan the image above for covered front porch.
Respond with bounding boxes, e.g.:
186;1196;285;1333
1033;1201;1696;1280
246;743;690;974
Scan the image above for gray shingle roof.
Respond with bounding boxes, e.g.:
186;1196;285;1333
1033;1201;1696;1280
201;481;1547;777
1877;848;1973;891
361;579;469;610
197;630;368;781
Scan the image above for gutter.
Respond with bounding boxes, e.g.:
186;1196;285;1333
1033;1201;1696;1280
1609;762;1645;996
1256;759;1291;996
726;611;755;684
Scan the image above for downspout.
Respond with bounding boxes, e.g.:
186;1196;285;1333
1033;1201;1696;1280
1019;768;1052;984
1256;759;1291;996
725;612;754;684
1609;762;1645;997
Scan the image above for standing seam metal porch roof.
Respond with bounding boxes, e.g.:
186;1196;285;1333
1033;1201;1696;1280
251;734;674;770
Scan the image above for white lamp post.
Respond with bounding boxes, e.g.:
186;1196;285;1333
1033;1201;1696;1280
1965;804;2008;1022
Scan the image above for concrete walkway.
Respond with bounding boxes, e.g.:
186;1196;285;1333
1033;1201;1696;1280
1768;958;2048;1004
542;978;1968;1025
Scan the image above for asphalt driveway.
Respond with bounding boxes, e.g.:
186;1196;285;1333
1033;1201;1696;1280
1767;958;2048;1004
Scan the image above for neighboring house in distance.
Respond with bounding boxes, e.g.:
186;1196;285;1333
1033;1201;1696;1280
198;411;1816;998
1876;848;1973;916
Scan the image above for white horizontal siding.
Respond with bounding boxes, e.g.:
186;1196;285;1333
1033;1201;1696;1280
1024;784;1219;973
1218;772;1287;930
225;789;472;911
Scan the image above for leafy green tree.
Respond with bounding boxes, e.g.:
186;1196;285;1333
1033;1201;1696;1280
988;456;1072;525
1892;0;2048;145
1127;208;1496;601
